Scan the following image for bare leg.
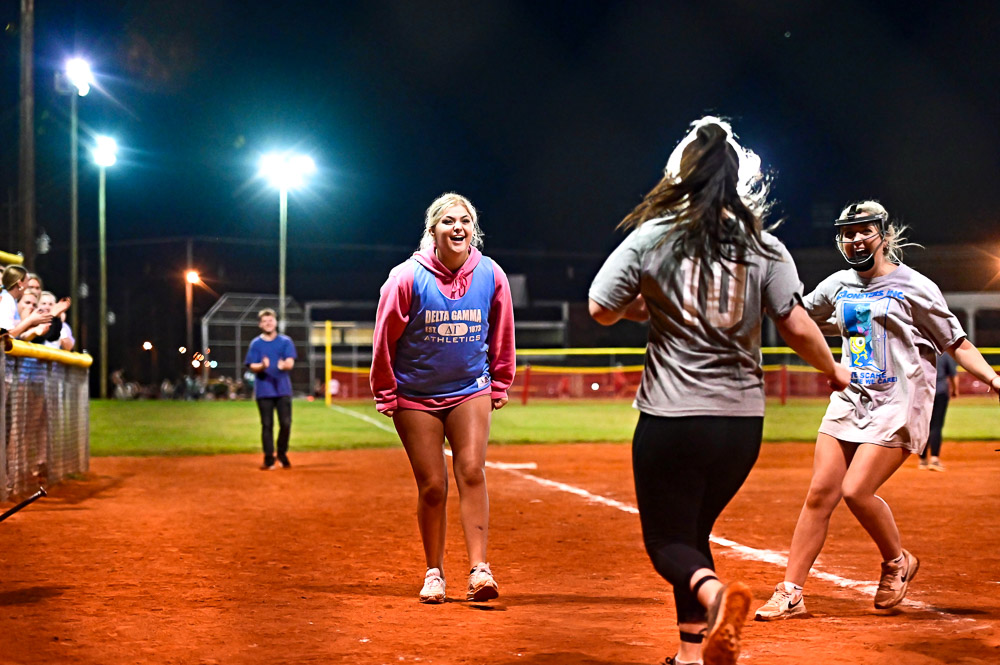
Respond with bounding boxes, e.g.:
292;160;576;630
444;395;492;567
394;408;448;571
785;433;854;586
841;443;910;561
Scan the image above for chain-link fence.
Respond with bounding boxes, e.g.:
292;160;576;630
1;342;91;502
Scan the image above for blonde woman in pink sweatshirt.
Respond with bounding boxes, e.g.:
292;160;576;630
371;193;515;604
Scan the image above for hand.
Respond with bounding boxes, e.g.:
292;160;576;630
492;396;508;410
828;364;851;392
29;310;53;327
381;408;395;418
261;356;270;369
991;376;1000;403
52;297;71;317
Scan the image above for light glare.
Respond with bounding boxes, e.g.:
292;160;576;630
185;270;200;284
259;152;316;190
65;57;94;96
142;341;153;351
92;135;118;167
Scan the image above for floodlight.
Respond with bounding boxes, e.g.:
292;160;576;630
186;270;200;284
65;58;94;96
259;152;316;190
92;136;117;167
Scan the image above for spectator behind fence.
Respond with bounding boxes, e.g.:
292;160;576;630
18;290;38;323
24;272;43;298
33;291;74;350
0;265;52;339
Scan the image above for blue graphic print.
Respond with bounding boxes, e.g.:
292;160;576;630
844;302;878;369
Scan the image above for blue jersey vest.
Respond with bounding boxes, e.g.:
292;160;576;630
394;256;495;399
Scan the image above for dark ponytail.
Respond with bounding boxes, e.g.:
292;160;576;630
619;120;778;267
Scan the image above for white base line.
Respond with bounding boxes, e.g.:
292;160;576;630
500;468;963;620
327;404;538;470
330;405;961;620
328;403;396;433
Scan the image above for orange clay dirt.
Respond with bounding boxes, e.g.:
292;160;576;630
1;441;998;664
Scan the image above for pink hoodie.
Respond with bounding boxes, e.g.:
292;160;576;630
371;247;516;413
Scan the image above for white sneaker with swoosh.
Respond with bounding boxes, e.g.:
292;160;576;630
754;583;807;621
874;549;919;609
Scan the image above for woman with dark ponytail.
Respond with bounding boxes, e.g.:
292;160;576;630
589;117;851;665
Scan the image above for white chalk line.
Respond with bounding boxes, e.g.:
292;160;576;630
328;403;396;432
331;404;965;621
327;403;537;469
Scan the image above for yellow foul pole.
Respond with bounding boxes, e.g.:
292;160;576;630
324;320;332;406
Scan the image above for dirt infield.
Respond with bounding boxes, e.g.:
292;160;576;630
1;441;998;665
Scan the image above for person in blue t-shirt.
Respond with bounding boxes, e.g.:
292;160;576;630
244;308;297;470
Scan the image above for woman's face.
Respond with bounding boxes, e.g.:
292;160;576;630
37;293;56;314
19;292;37;313
432;204;474;259
837;222;883;264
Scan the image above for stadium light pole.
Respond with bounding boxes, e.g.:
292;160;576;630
55;57;94;340
259;153;316;333
92;136;117;399
185;270;199;377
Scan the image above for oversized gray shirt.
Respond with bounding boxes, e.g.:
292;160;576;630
589;223;803;417
804;264;965;453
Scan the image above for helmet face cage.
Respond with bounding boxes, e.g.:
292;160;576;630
834;205;888;266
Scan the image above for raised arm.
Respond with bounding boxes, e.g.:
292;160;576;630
948;339;1000;400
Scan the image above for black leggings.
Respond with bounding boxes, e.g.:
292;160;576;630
257;396;292;461
920;393;949;459
632;413;763;624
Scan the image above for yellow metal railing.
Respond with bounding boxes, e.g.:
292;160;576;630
7;339;93;368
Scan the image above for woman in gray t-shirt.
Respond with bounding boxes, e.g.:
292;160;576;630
589;117;850;665
756;201;1000;621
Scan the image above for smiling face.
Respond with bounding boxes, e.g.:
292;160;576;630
259;314;277;335
18;291;37;315
837;221;883;264
432;204;474;266
37;293;56;315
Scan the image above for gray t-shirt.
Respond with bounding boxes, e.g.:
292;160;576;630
589;222;803;417
804;264;965;453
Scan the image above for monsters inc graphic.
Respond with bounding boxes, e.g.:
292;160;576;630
842;298;889;372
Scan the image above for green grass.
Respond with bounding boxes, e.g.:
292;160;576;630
90;396;1000;457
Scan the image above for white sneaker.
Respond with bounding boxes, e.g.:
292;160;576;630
418;568;446;604
754;582;806;621
467;562;499;601
874;549;919;609
928;458;945;472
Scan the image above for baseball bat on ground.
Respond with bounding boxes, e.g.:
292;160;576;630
0;487;47;523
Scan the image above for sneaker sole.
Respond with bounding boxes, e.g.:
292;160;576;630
874;552;920;609
467;582;499;602
419;594;445;604
704;582;752;665
754;602;807;621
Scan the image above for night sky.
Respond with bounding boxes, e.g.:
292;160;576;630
2;1;999;379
